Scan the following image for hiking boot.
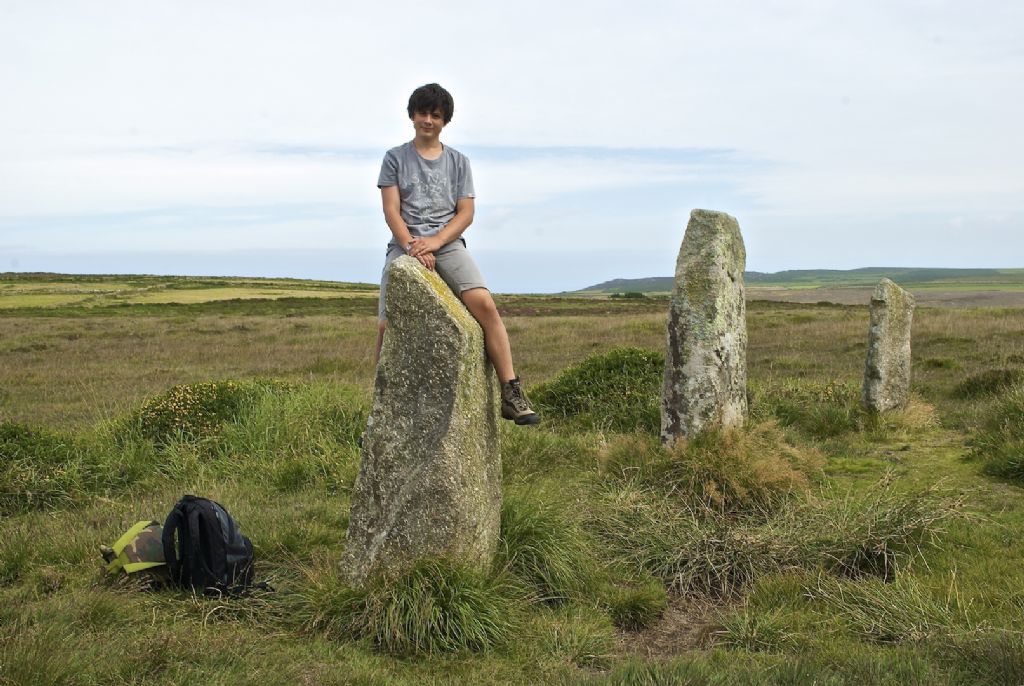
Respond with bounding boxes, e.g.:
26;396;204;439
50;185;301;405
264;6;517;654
501;377;540;425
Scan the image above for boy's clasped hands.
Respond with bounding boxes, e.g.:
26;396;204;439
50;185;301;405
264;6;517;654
406;236;442;271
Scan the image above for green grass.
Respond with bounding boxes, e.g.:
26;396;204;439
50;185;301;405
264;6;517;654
968;383;1024;481
4;275;1024;684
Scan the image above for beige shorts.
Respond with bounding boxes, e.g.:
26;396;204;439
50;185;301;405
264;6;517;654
378;238;487;320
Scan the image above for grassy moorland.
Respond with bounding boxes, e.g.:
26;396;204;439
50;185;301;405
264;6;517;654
2;274;1024;685
581;268;1024;294
582;269;1024;309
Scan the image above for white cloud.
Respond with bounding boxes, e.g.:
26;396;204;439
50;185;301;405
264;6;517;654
1;0;1022;280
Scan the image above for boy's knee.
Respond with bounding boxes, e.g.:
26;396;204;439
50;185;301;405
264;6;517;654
463;289;498;316
377;319;387;335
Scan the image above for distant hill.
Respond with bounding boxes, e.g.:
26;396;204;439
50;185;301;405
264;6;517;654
578;268;1024;293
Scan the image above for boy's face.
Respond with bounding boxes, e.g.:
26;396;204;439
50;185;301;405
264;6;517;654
411;108;445;140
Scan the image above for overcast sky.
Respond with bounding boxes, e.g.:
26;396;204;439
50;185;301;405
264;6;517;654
1;1;1022;292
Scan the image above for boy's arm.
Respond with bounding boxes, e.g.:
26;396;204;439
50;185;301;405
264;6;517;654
381;186;435;269
381;186;415;251
407;197;475;257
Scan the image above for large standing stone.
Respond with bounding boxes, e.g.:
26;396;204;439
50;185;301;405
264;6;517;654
661;209;748;443
862;278;916;413
342;255;501;585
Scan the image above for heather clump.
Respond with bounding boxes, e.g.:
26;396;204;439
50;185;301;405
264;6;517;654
127;379;290;446
530;347;663;434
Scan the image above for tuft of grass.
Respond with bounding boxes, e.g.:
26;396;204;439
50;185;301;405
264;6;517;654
600;422;823;514
530;347;663;434
600;575;668;631
968;383;1024;481
293;556;523;655
862;396;940;439
536;606;616;669
807;574;984;645
499;425;600;482
952;368;1024;399
750;379;862;439
716;606;797;652
218;381;365;458
950;632;1024;685
497;490;599;604
781;475;963;582
593;474;961;597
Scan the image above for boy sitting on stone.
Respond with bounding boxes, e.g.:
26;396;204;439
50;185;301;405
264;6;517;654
375;83;539;425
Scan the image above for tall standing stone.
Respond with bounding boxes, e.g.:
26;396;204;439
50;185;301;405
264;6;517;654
662;209;748;443
659;209;749;446
342;255;501;586
862;278;916;413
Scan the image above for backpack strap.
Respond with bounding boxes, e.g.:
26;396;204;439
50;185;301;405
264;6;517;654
187;502;221;591
162;501;189;584
106;520;163;575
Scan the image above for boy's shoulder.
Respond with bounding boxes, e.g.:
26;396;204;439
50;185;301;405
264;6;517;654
443;144;470;163
384;141;414;158
383;141;470;163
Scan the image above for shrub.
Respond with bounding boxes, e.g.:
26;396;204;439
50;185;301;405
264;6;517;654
128;379;290;446
497;490;598;604
952;368;1024;399
969;384;1024;481
296;558;522;655
530;347;663;434
600;422;823;515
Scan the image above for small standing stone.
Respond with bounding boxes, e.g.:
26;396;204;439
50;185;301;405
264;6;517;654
862;278;916;413
341;256;501;586
661;209;748;443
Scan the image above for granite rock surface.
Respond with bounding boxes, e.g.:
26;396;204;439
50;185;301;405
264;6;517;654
662;209;748;442
342;256;501;585
862;278;916;413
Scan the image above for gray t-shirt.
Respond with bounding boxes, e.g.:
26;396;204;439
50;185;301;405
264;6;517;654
376;141;475;243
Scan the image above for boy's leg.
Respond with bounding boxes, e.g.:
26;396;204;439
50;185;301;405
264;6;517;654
461;287;539;425
460;287;514;382
374;245;406;364
374;319;387;365
433;242;538;424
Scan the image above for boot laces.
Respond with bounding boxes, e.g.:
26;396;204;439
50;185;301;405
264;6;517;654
506;382;530;413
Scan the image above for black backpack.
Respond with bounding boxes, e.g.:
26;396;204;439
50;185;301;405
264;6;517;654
162;495;257;596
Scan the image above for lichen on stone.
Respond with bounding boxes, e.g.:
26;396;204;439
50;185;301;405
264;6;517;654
342;256;501;586
662;209;748;442
862;278;916;413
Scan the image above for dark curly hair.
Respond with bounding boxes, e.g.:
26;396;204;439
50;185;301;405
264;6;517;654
407;83;455;124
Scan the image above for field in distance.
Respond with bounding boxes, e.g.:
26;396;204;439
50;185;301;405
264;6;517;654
578;267;1024;307
0;273;378;311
